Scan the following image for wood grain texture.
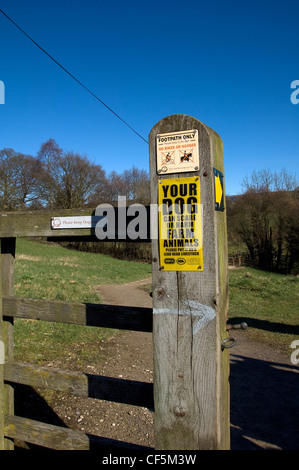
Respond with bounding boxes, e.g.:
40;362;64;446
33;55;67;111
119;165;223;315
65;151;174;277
4;361;153;409
0;243;4;449
149;115;229;450
0;238;16;449
4;415;150;450
3;296;153;332
0;208;152;241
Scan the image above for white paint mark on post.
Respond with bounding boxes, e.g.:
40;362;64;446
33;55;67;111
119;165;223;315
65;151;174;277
183;300;216;334
153;300;216;334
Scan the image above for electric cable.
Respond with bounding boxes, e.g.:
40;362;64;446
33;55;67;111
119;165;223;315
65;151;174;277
0;8;148;144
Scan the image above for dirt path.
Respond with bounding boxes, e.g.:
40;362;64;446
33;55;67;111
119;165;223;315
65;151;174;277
18;278;298;450
94;278;298;450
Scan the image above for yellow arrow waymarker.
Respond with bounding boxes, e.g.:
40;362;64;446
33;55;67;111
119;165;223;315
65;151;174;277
213;168;224;211
215;175;223;206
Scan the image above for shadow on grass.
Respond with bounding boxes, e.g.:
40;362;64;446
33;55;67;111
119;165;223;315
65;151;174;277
229;316;299;336
230;353;299;449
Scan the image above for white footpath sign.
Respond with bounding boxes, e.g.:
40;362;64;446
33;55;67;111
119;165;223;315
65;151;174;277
156;129;199;174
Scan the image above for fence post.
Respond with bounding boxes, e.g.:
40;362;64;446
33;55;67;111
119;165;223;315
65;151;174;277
149;115;230;450
0;238;16;449
0;240;3;449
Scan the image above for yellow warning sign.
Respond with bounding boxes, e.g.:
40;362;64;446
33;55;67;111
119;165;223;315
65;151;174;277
158;176;203;271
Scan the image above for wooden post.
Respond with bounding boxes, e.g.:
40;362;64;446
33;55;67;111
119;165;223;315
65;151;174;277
0;238;16;449
149;115;230;450
0;240;4;449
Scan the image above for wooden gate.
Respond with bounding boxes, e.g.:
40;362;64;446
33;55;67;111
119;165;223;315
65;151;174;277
0;115;231;450
0;210;154;450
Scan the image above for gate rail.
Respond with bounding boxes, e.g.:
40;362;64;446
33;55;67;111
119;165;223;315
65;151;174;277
0;209;153;450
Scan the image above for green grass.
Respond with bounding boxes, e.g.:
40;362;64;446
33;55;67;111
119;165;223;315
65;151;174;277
228;267;299;354
13;238;151;365
15;238;151;303
11;239;298;363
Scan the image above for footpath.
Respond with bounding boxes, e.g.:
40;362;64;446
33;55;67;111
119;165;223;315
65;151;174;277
95;278;298;450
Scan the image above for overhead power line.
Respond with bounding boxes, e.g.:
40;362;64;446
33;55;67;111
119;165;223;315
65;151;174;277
0;8;148;144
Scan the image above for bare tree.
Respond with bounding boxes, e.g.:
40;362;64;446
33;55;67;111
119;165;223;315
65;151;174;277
0;148;41;210
89;170;125;206
0;148;17;210
11;153;42;209
55;152;107;209
228;168;298;273
121;166;150;204
37;138;63;208
37;139;107;209
92;166;150;206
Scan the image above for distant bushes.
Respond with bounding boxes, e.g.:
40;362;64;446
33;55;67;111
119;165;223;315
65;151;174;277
61;241;152;263
227;169;298;274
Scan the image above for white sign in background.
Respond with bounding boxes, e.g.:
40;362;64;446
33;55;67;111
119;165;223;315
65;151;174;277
51;216;97;229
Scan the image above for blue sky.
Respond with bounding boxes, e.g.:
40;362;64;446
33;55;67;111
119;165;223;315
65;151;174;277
0;0;298;195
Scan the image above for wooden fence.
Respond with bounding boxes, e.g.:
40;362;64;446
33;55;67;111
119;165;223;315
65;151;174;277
228;256;242;268
0;209;154;450
0;115;231;451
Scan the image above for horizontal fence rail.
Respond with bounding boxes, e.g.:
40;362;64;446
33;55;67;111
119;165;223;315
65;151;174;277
0;208;152;241
4;415;151;451
2;294;154;450
4;361;154;409
1;293;153;450
3;296;153;332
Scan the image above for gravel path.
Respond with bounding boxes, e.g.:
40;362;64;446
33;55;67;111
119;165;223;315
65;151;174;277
16;278;298;450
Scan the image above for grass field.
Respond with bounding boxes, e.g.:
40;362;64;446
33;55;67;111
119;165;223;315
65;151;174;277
11;238;299;363
13;238;151;364
228;267;299;354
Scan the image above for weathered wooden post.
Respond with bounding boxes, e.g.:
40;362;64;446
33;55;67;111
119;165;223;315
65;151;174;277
0;238;15;450
149;115;230;450
0;242;4;450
